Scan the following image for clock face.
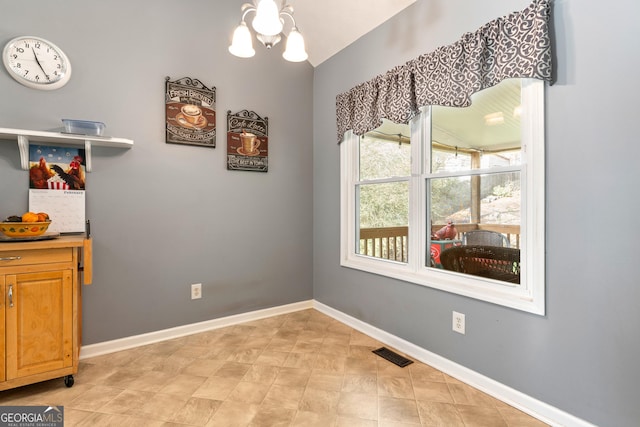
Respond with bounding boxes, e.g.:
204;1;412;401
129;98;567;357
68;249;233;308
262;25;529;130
3;36;72;90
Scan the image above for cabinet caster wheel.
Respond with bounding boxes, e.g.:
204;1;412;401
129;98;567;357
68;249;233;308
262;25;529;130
64;375;74;387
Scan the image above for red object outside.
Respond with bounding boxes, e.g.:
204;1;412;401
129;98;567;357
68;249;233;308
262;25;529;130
431;240;462;267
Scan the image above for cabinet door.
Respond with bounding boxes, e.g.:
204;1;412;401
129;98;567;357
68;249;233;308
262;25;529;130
5;270;73;380
0;276;4;382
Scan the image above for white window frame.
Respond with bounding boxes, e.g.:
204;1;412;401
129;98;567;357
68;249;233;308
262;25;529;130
340;79;545;315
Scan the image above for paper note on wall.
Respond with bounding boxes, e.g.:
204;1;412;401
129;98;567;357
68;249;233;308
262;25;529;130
29;189;85;233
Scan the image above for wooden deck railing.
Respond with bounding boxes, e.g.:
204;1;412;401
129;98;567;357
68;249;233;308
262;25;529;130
359;223;520;263
359;226;408;262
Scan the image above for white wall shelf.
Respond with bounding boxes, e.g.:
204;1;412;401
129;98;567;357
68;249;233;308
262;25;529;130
0;127;133;172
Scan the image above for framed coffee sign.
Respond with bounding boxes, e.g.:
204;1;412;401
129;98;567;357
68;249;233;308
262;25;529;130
227;110;269;172
165;76;216;147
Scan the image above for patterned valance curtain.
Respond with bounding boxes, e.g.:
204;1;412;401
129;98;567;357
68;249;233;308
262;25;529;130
336;0;552;142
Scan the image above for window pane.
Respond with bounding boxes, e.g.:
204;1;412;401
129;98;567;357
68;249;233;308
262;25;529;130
359;121;411;181
431;79;522;174
430;172;520;230
429;172;521;283
431;148;472;173
430;176;471;224
358;182;409;262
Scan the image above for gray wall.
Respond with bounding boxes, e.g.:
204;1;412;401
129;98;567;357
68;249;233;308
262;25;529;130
313;0;640;426
0;1;314;344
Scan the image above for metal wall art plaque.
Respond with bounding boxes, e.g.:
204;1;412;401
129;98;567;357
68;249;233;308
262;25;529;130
227;110;268;172
165;76;216;147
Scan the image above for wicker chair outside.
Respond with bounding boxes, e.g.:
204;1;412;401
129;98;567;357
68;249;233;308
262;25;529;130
462;230;510;247
440;245;520;284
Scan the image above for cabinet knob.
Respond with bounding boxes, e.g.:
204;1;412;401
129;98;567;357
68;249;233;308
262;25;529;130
8;284;13;307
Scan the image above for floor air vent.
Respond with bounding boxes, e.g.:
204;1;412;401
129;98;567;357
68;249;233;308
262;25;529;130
372;347;413;367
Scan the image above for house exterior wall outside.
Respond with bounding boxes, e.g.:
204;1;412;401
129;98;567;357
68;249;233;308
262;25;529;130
313;1;640;426
0;1;314;344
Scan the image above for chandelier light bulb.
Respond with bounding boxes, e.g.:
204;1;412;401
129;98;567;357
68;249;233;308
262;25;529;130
252;0;283;36
282;27;308;62
229;21;256;58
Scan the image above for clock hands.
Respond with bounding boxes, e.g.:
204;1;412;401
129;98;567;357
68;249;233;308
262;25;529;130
31;47;51;81
4;36;71;89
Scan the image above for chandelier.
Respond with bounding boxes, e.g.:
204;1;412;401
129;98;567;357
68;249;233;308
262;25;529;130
229;0;308;62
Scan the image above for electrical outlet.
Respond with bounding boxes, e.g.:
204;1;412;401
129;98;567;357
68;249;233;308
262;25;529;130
191;283;202;300
452;311;465;334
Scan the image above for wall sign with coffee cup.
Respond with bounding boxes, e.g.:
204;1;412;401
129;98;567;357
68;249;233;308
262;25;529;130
165;76;216;147
226;110;269;172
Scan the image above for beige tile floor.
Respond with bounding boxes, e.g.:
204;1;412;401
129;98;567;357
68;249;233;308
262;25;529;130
0;309;548;426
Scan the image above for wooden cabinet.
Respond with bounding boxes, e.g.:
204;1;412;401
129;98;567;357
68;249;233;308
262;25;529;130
0;236;91;391
0;277;4;383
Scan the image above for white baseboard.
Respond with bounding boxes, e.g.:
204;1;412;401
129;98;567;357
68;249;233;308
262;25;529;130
80;299;594;427
80;300;313;359
312;301;596;427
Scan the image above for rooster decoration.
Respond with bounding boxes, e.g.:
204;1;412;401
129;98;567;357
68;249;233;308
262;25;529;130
51;155;85;190
29;157;54;189
432;221;457;240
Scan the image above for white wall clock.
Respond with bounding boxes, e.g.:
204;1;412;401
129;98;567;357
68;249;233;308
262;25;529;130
3;36;72;90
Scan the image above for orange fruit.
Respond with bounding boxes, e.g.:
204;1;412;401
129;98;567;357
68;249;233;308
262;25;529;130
36;212;49;222
22;212;39;222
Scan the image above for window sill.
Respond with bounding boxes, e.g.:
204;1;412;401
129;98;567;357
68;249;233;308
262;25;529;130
341;254;544;315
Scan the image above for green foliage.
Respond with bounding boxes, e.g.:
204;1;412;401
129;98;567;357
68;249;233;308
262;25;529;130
358;135;520;229
359;182;409;228
431;177;470;222
358;137;410;229
492;180;518;198
359;136;410;180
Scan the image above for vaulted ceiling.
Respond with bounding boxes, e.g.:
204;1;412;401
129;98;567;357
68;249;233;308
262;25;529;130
286;0;416;66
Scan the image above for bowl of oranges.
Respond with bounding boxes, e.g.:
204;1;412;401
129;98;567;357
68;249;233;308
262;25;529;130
0;212;51;238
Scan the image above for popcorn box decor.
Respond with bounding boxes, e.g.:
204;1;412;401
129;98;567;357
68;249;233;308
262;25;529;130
48;181;70;190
